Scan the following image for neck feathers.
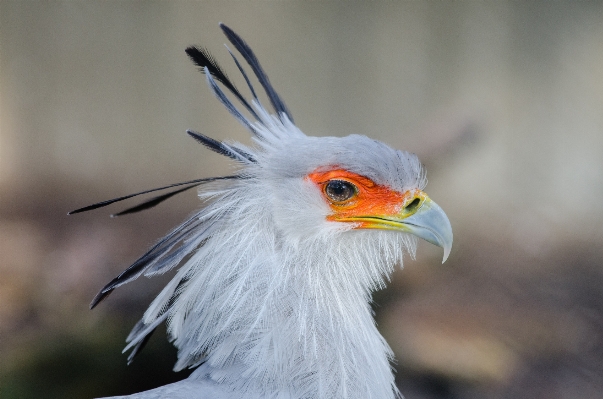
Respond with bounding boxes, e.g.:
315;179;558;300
131;182;412;398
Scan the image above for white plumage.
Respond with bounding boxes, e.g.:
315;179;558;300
74;24;452;399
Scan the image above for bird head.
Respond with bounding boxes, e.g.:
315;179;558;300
255;131;452;262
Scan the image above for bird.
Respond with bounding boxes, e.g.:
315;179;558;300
70;23;452;399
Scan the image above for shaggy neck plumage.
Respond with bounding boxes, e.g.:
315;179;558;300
137;183;412;399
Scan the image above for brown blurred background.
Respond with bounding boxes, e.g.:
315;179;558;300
1;1;603;398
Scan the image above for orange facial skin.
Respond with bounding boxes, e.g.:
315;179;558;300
306;168;421;228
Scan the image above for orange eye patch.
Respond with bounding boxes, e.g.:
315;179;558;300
306;169;414;223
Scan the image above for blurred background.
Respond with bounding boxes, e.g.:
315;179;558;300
1;1;603;398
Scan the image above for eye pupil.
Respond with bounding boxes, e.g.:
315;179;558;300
325;180;356;202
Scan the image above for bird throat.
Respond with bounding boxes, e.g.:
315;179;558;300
166;223;407;398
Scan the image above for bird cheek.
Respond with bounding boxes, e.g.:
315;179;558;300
272;179;335;240
326;188;408;225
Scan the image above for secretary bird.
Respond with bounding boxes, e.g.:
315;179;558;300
70;24;452;399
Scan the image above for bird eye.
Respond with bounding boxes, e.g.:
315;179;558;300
325;180;357;203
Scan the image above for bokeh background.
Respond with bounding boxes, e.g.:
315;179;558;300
2;2;603;398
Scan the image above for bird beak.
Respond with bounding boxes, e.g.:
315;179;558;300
348;191;453;263
394;194;453;263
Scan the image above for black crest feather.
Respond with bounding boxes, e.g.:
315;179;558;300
219;23;293;123
89;212;210;309
110;183;201;217
186;130;256;163
68;176;239;215
185;46;259;120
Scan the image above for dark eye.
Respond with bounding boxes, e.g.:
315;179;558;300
325;180;357;202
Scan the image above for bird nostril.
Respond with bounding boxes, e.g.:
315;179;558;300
404;197;422;213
